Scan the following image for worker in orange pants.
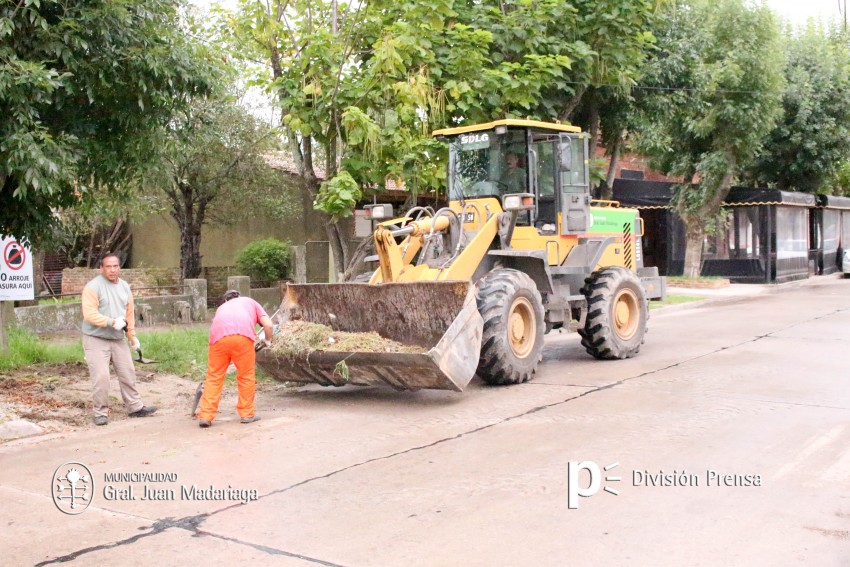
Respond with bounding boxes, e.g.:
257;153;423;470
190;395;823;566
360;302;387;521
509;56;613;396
198;290;273;427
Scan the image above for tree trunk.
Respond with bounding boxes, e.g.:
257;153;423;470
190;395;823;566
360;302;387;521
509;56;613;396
87;231;96;268
33;249;45;297
587;94;600;163
682;217;704;279
179;222;203;280
325;223;347;281
559;85;588;122
294;135;348;280
342;236;376;281
169;177;206;281
600;130;624;201
677;152;737;279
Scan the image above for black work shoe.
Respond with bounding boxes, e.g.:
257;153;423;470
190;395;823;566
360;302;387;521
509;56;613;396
93;416;108;426
199;419;211;428
240;415;261;424
128;406;158;418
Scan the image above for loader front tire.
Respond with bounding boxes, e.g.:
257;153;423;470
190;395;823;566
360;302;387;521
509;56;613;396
476;269;545;385
578;266;648;360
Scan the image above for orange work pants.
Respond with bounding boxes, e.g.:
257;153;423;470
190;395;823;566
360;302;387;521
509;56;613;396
198;334;256;422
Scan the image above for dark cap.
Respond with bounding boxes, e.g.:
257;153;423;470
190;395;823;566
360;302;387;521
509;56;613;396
223;290;241;302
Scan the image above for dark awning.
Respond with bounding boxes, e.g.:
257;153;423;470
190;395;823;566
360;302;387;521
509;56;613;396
611;179;676;207
725;187;816;207
612;179;817;208
815;194;850;210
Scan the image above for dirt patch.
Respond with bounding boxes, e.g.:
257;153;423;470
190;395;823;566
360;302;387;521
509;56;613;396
0;362;279;440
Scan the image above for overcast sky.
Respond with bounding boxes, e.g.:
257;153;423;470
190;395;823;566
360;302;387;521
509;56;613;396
765;0;846;25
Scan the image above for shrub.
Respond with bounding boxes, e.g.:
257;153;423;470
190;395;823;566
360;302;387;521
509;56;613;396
235;239;291;283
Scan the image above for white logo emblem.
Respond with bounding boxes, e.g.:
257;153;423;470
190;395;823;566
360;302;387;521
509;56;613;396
567;461;621;509
52;462;94;514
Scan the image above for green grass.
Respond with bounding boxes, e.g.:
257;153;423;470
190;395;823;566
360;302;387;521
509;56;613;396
666;276;728;284
132;328;275;382
1;326;275;382
649;295;704;310
135;327;211;378
36;297;81;305
0;327;83;370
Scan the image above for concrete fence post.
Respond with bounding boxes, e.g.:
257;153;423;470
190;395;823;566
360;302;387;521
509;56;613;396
184;279;207;321
291;245;307;284
227;276;251;299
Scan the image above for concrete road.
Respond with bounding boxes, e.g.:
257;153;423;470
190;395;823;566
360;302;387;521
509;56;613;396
3;277;850;566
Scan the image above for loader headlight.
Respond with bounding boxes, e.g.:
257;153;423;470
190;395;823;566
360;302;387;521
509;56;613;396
503;193;535;212
364;203;393;220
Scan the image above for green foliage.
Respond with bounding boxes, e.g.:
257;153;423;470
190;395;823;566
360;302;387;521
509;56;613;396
235;238;292;282
0;0;214;246
220;0;660;228
145;95;284;278
314;171;362;222
0;328;82;370
826;160;850;197
742;26;850;193
636;0;785;194
633;0;785;276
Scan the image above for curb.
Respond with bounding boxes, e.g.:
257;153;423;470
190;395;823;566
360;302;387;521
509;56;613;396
653;273;846;315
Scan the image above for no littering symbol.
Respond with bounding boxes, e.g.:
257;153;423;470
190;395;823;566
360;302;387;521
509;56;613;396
4;241;26;270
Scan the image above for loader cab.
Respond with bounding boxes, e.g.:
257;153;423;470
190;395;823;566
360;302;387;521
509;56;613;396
446;128;529;200
440;120;591;235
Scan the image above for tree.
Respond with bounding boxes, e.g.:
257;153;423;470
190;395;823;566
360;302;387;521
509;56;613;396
219;0;663;279
742;24;850;193
0;0;212;246
144;96;284;279
634;0;785;277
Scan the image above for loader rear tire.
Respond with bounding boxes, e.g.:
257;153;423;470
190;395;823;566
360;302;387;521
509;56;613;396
578;266;648;360
475;269;545;385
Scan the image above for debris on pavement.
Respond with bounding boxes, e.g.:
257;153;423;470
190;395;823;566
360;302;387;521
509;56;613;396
271;320;426;357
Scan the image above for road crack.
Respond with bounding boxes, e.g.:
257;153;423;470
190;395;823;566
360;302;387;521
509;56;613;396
37;306;848;565
35;514;348;566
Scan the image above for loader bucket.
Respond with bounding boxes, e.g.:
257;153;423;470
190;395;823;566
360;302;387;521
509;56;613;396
255;281;484;391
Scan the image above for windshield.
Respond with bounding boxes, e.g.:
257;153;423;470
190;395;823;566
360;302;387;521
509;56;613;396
448;129;528;200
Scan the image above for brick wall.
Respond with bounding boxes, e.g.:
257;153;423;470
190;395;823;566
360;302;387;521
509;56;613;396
62;266;277;306
202;266;239;306
61;267;181;296
594;143;682;183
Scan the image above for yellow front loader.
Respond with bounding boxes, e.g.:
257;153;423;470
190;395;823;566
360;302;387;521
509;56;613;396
257;119;665;391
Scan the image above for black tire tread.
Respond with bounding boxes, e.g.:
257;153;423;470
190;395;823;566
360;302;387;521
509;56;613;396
475;269;545;385
577;266;648;360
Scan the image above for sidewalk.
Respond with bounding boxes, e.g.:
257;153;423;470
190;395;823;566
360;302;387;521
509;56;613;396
657;273;845;311
667;272;845;297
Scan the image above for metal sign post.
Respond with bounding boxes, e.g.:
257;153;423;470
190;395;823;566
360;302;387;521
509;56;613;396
0;300;9;355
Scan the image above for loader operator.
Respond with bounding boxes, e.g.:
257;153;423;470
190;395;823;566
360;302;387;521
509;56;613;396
197;290;273;428
500;152;527;192
81;254;157;426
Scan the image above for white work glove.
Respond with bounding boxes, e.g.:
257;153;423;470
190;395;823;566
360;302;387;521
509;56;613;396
130;337;141;352
111;317;127;331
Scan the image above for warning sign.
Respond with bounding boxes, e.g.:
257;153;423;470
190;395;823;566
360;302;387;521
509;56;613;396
0;236;34;300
